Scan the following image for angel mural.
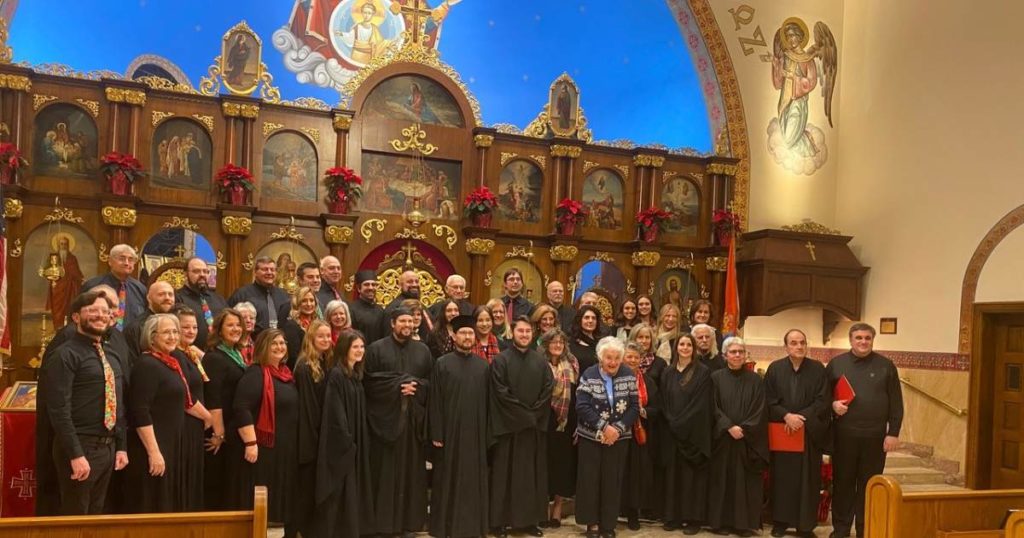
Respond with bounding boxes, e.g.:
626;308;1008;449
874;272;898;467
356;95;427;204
767;17;837;176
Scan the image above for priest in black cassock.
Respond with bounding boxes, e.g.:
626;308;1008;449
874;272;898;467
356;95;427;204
363;307;433;537
764;329;830;538
428;315;490;538
489;317;554;538
348;270;387;344
707;337;768;537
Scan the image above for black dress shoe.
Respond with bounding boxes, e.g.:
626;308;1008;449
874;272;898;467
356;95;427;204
682;524;701;536
662;521;681;531
599;532;615;538
523;526;544;537
771;526;788;537
736;530;754;537
710;529;730;536
627;516;640;531
584;530;599;538
548;518;561;528
491;527;508;538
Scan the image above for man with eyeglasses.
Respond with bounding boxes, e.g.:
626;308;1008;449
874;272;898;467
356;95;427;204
83;244;147;331
426;274;474;325
228;256;291;335
175;257;229;349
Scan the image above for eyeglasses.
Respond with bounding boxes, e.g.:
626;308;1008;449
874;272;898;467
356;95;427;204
156;329;180;336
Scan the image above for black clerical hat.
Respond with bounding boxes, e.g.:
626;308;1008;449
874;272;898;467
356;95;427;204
451;314;475;332
355;269;377;285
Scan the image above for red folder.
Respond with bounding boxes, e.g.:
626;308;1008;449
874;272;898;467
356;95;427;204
768;422;804;452
834;374;856;403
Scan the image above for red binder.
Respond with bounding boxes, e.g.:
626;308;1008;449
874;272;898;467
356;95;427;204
834;374;856;403
768;422;804;452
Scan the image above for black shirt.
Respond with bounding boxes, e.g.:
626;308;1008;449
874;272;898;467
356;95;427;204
228;282;291;334
176;284;229;349
348;297;387;344
43;332;128;457
500;294;535;321
83;273;147;330
317;283;345;312
826;351;904;437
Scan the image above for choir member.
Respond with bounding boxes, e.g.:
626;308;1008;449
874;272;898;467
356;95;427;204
540;327;579;528
293;320;334;537
827;323;904;538
764;329;830;538
707;337;768;537
201;308;247;510
575;337;640;538
175;257;228;349
635;295;656;328
314;331;373;538
235;302;258;363
628;324;659;376
427;299;460;358
688;299;724;351
383;270;423;318
660;333;712;535
531;304;559;346
613;298;640;341
348;269;386;344
228;257;291;333
83;244;146;331
317;256;345;307
42;290;129;514
692;323;726;371
471;305;501;364
122;280;176;362
485;298;512;351
654;303;683;362
426;274;474;323
281;286;319;369
544;280;575;333
174;305;211;511
569;305;603;373
489;316;554;538
364;307;433;537
620;342;661;530
232;329;299;532
500;268;535;320
402;298;431;342
324;299;353;344
428;315;491;538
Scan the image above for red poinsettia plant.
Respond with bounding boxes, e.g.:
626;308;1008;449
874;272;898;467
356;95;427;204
215;163;255;193
555;197;589;225
712;208;742;236
323;167;363;202
464;186;497;216
636;207;673;233
100;152;144;183
0;142;28;170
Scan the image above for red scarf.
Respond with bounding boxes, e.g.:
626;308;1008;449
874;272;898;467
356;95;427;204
298;315;313;330
255;363;294;448
634;373;648;445
241;339;254;365
147;351;194;409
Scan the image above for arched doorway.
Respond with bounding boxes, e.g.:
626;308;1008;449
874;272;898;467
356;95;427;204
359;238;457;307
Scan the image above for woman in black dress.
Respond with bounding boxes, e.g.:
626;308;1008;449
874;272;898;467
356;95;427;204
282;286;319;369
233;328;299;533
619;342;661;529
293;319;334;537
202;307;247;510
540;327;579;528
427;299;460;358
569;305;603;373
174;306;212;511
127;313;212;512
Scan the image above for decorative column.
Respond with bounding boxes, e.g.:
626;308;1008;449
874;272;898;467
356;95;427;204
100;206;137;246
322;213;358;263
332;111;353;167
631;250;661;301
222;101;260;168
705;158;740;216
473;131;495;186
550;144;582;201
465;237;497;303
104;85;147;156
633;152;666;210
705;256;728;328
220;213;253;295
0;69;32;150
549;244;580;289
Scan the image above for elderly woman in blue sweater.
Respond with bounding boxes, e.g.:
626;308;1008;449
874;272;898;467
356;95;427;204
574;336;640;538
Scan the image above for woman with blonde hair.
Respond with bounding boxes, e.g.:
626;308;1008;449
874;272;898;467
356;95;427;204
654;303;683;363
283;286;319;369
531;304;559;346
293;319;335;537
485;298;512;351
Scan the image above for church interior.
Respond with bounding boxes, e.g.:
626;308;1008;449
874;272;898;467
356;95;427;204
1;0;1023;536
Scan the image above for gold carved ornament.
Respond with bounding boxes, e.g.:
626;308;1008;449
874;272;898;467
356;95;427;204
98;242;109;263
136;75;197;95
192;114;214;133
28;63;122;81
44;207;84;224
395;228;426;240
549;245;579;262
504;246;534;259
529;155;547;169
157;269;187;290
706;162;738;176
75;99;100;118
152;111;175;126
781;220;842;235
374;267;445;309
614;164;630;178
325;225;354;245
278;97;331;111
465;238;495;255
104;87;147;106
550;145;582;158
3;198;23;219
500;152;518;166
0;17;11;64
483;270;493;287
163;216;200;231
271;219;305;241
263;122;284;137
241;253;256;271
8;239;21;258
583;161;599;173
706;256;728;272
631;251;661;268
626;280;636;295
215;251;228;270
474;135;494;148
633;154;666;168
300;127;320;144
101;206;137;228
222;102;260;118
390;123;438;155
361;218;387;243
333;113;353;131
667;256;695;270
32;94;58;111
0;74;31;92
589;251;614;263
432;224;457;250
221;216;252;236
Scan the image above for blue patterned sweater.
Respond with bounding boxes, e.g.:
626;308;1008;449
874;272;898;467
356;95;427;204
575;364;640;442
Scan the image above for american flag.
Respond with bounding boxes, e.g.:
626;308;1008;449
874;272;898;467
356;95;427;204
0;184;9;355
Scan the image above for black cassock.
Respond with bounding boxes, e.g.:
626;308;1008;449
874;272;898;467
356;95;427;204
707;367;768;532
348;298;387;344
659;360;712;526
621;359;664;518
428;351;490;538
363;336;433;534
488;346;554;529
764;357;830;532
313;366;373;538
293;357;327;537
176;350;206;512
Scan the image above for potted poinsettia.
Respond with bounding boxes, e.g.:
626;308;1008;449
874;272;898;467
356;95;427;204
215;163;255;206
555;197;589;236
0;142;28;185
636;207;673;243
323;166;363;214
712;208;742;246
100;152;144;196
464;186;497;227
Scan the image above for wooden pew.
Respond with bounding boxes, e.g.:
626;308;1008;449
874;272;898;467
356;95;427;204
0;486;267;537
865;475;1024;537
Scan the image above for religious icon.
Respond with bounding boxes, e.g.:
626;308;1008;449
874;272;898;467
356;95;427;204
263;131;318;202
496;160;543;223
361;74;465;127
582;170;624;230
256;240;318;279
274;252;301;295
0;382;38;411
32;103;99;178
21;227;97;345
220;22;263;95
766;16;837;176
359;151;461;220
547;73;580;138
150;118;213;191
661;177;700;235
140;227;218;287
39;232;84;330
656;269;699;315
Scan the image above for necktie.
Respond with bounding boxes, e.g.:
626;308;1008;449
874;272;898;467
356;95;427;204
505;299;514;326
115;282;127;330
92;341;117;431
267;289;278;329
200;296;214;328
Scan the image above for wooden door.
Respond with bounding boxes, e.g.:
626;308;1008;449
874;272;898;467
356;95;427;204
991;314;1024;488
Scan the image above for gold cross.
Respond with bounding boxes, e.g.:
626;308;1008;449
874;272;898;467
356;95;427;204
392;0;433;45
804;241;817;261
401;240;419;266
173;245;187;259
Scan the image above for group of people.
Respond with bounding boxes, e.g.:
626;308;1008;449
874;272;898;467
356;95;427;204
36;243;904;538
